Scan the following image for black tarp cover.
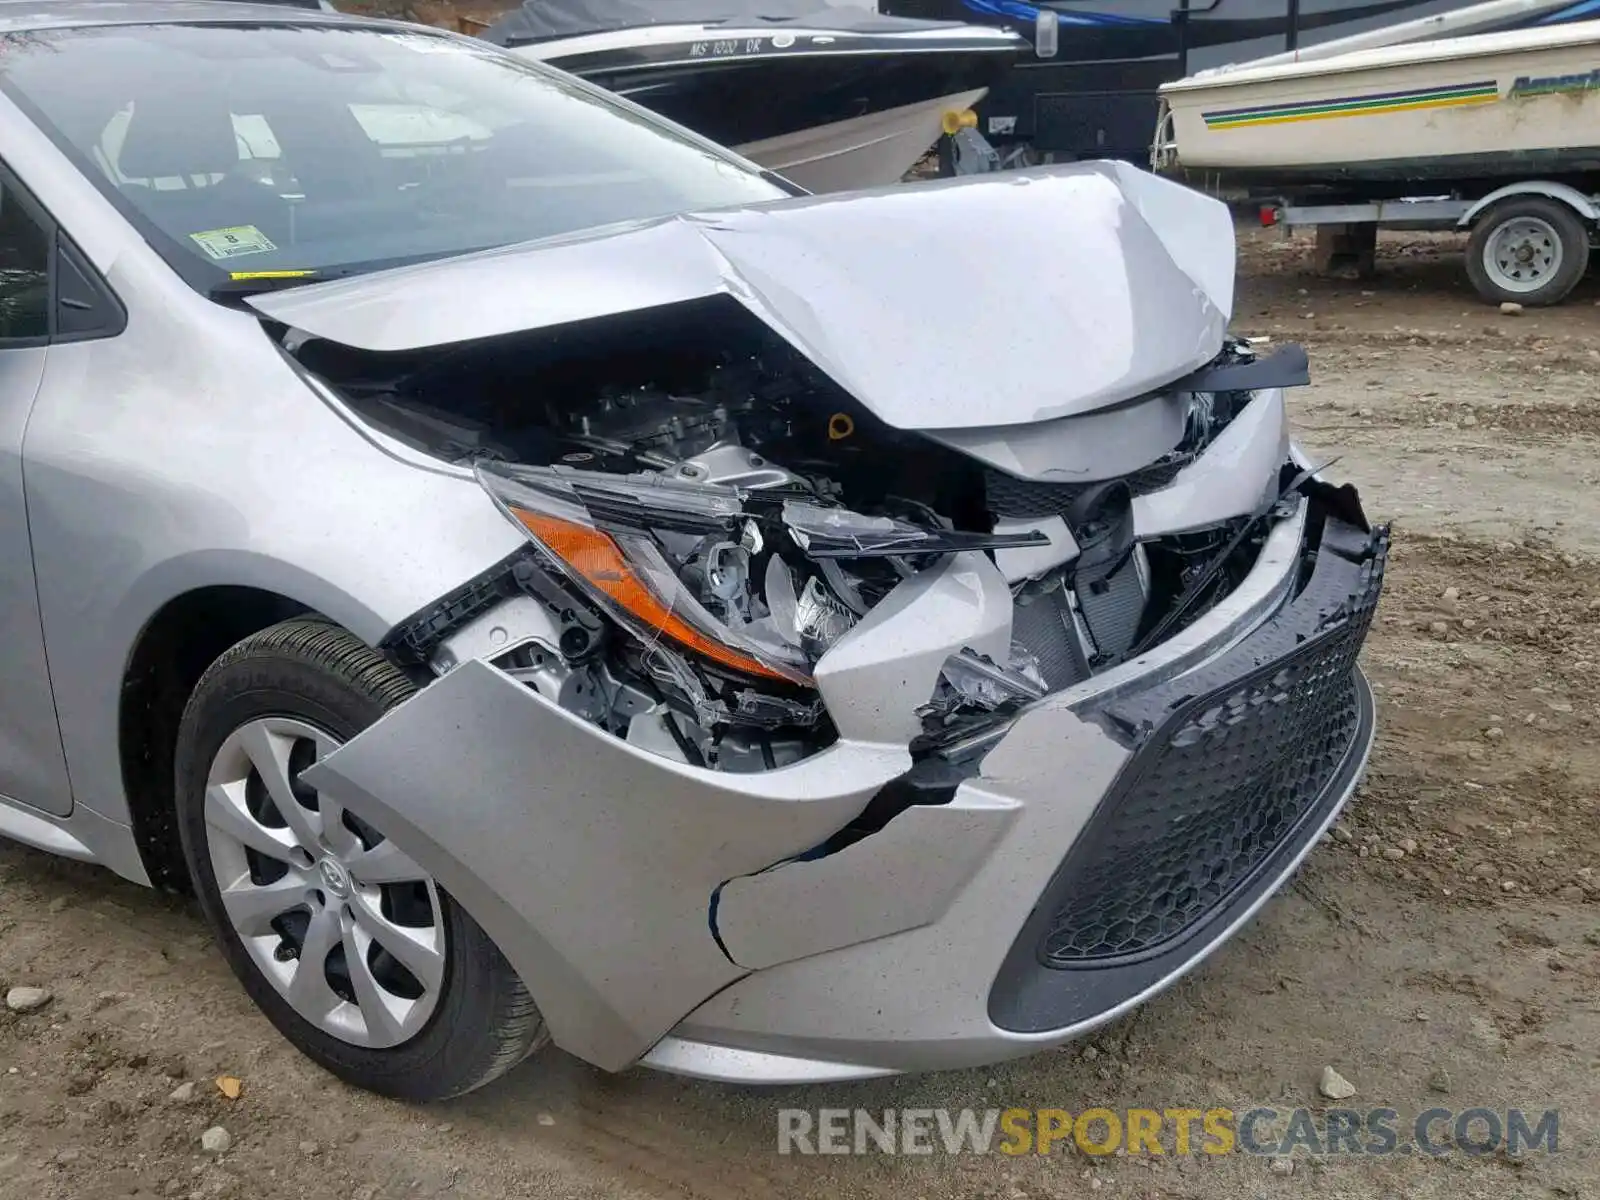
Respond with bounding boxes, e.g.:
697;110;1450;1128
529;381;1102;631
482;1;949;45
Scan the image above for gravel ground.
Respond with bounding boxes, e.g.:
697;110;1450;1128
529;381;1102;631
2;227;1598;1200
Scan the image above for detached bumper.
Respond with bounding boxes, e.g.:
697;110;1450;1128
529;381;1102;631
305;499;1385;1081
653;508;1385;1081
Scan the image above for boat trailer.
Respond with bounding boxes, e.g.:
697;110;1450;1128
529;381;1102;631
1256;181;1600;307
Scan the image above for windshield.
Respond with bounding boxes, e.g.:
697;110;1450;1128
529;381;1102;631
0;23;786;288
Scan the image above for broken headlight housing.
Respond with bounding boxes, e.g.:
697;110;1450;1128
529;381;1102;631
477;461;1057;744
477;462;819;685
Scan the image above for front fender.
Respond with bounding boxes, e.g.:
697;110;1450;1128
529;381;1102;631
23;266;526;831
302;659;906;1071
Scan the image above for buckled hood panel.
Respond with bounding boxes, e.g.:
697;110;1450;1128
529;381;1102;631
249;161;1234;431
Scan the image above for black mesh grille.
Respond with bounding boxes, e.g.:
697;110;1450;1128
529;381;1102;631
984;462;1185;519
1035;522;1385;966
1075;551;1147;660
1121;456;1186;495
984;470;1087;518
1012;584;1089;690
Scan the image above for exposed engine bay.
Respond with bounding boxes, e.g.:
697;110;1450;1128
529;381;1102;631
299;301;1301;774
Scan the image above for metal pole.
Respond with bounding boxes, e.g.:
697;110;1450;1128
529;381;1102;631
1175;0;1191;76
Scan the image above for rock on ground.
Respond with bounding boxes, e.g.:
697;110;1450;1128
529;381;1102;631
199;1127;232;1155
1319;1066;1357;1100
5;986;51;1013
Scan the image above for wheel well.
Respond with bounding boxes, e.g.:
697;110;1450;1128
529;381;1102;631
120;587;309;891
1460;182;1600;229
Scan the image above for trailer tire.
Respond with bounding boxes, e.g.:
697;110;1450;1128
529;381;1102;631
1466;197;1590;307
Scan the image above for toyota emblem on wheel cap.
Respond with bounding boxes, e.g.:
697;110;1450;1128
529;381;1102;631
318;858;351;900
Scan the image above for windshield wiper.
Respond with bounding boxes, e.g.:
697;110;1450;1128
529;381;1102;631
206;260;398;302
207;271;329;303
205;244;510;305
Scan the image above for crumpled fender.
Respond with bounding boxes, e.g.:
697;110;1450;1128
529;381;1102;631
299;545;1030;1069
299;657;906;1069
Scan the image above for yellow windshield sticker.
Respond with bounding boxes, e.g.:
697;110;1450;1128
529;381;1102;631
189;225;277;261
228;270;316;281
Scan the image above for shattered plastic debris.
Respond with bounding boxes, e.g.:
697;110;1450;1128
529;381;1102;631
781;500;1047;559
781;500;907;555
744;557;856;663
793;576;857;654
925;645;1048;715
761;555;801;647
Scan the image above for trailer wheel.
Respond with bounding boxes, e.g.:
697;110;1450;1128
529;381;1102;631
1466;197;1590;307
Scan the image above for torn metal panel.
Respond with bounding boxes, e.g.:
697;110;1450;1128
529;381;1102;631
1132;388;1290;537
249;163;1233;430
924;390;1191;483
671;702;1133;1072
813;551;1012;744
714;794;1019;971
992;514;1078;583
661;518;1384;1076
300;658;906;1070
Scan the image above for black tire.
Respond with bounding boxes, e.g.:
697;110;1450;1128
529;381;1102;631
174;618;546;1101
1465;197;1591;307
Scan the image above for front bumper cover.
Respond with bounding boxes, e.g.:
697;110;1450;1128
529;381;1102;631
990;515;1382;1033
303;497;1385;1081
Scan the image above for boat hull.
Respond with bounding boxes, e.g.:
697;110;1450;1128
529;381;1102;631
1160;21;1600;175
733;87;988;191
515;26;1018;191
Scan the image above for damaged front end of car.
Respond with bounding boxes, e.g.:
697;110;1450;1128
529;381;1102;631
278;162;1386;1080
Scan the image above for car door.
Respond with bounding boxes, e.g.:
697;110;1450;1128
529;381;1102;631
0;161;118;817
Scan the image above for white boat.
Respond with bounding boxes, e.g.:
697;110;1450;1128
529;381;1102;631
1153;20;1600;184
485;0;1023;193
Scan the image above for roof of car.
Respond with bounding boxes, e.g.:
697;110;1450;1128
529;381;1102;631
0;0;387;35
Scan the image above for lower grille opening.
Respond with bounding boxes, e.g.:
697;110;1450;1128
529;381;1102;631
1040;642;1363;965
987;516;1385;1034
1032;519;1384;968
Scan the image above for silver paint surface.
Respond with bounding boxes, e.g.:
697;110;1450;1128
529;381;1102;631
1132;387;1290;536
250;162;1235;430
660;680;1372;1080
813;550;1012;744
0;71;528;846
715;794;1019;970
299;503;1310;1071
0;4;1350;1086
301;659;907;1070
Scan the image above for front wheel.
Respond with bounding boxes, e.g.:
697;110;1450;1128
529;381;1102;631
174;619;546;1100
1465;197;1591;306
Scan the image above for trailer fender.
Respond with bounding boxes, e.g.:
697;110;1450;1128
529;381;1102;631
1459;182;1600;228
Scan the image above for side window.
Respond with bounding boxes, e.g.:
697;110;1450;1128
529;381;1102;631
0;173;51;342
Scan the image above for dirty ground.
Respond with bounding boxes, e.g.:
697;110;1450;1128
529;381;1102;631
1;227;1597;1200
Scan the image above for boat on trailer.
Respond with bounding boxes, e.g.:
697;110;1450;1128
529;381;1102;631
875;0;1593;165
483;0;1025;193
1151;16;1600;306
1152;19;1600;187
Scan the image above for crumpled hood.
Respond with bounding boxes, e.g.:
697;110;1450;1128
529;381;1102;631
250;160;1234;431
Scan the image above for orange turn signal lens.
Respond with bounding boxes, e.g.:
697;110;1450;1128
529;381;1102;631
510;508;797;683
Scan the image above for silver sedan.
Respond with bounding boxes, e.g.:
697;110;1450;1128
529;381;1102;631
0;0;1383;1099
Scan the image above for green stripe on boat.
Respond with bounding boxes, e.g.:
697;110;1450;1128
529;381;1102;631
1202;81;1499;128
